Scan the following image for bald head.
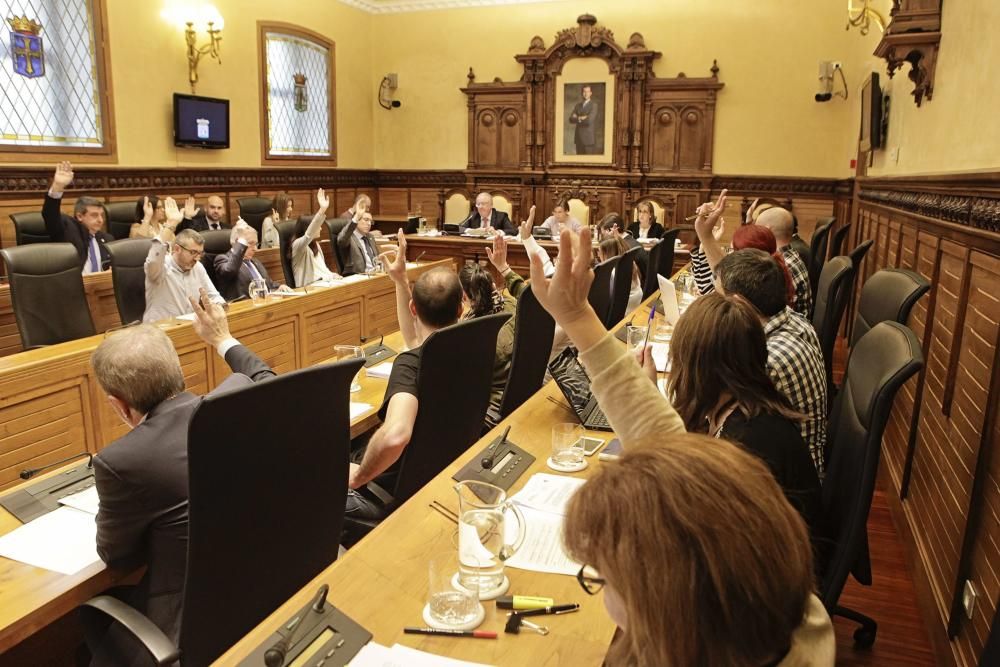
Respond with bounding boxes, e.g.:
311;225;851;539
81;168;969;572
206;195;225;222
92;325;185;415
755;207;794;246
411;268;463;329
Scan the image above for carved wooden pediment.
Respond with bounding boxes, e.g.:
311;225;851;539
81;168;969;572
874;0;942;107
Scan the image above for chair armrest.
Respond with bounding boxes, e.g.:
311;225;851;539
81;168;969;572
80;595;180;666
364;480;395;506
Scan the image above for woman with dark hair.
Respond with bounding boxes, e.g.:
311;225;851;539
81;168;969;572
289;188;340;286
129;195;166;239
540;197;582;239
626;201;665;240
459;263;515;428
667;292;825;542
260;191;293;249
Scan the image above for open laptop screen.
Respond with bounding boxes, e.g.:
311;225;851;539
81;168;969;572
548;347;594;418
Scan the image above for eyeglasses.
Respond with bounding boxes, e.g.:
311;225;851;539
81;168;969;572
577;565;606;595
176;244;204;260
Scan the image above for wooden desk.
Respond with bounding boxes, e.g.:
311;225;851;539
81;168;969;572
0;260;449;494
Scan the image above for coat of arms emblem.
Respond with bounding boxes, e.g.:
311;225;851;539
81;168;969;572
7;15;44;79
293;72;308;112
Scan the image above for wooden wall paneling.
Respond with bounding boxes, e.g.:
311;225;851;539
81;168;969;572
378;188;410;215
336;189;359;217
459;85;527;170
647;105;677;171
302;300;363;367
409;188;441;223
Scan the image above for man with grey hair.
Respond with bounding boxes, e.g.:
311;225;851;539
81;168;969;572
91;290;274;651
43;161;114;274
143;197;224;322
755;206;813;317
458;192;517;235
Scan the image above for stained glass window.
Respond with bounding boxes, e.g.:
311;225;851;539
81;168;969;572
0;0;111;151
262;27;334;161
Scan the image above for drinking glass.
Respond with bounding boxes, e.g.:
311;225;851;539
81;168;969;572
248;278;267;306
551;423;585;469
626;325;649;353
333;345;364;392
455;480;525;598
427;552;483;629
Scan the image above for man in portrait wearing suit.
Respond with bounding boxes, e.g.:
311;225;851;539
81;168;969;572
337;210;380;276
88;290;274;661
569;85;598;155
458;192;517;235
178;195;230;232
43;162;114;274
214;221;292;300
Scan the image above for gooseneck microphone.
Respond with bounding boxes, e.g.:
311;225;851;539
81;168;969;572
481;425;511;470
20;452;94;480
264;584;329;667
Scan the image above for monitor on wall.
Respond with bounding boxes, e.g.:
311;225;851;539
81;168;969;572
859;73;883;153
174;93;230;149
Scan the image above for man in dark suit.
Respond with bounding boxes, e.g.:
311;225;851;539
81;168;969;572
337;211;379;276
43;161;114;274
458;192;517;235
178;195;230;232
89;290;274;657
569;85;598;155
213;222;291;300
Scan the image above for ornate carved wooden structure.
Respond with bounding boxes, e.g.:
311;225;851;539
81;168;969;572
874;0;943;106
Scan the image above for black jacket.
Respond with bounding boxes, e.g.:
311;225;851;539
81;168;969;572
213;241;279;301
458;210;517;235
42;194;114;269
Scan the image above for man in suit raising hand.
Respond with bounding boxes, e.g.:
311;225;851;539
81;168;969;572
43;161;114;274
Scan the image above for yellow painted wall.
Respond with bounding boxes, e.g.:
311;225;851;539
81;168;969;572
867;0;1000;176
370;0;886;177
5;0;373;168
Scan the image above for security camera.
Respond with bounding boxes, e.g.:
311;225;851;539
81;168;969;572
816;61;833;103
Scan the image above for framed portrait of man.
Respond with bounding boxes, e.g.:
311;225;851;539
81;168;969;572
553;60;614;164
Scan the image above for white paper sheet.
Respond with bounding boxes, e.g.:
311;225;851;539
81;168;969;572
349;642;493;667
504;506;580;576
510;473;585;516
58;485;99;515
366;361;394;380
405;262;420;269
174;312;196;321
650;342;670;373
350;402;374;421
657;275;680;325
340;274;370;284
0;506;99;575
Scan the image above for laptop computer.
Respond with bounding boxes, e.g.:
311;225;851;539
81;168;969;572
548;347;613;431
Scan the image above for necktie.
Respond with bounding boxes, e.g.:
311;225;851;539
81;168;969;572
363;236;375;262
244;260;263;282
88;236;99;272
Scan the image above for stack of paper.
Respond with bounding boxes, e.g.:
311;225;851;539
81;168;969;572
367;362;394;380
58;485;100;515
341;274;370;284
350;402;374;420
503;474;585;576
350;642;493;667
0;506;100;575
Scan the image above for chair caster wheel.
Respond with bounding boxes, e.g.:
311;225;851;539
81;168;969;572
853;626;876;648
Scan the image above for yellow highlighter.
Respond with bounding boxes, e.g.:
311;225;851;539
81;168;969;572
496;595;555;610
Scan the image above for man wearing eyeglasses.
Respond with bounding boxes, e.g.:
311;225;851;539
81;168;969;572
143;197;224;322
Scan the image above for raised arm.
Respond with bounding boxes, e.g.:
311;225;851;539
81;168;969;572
379;231;419;349
337;217;358;250
215;223;251;281
145;198;182;284
693;189;728;272
189;289;276;382
304;188;330;243
43;162;75;242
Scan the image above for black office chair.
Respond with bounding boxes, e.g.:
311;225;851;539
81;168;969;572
605;246;641;328
640;228;680;299
820;321;923;648
588;257;616;326
106;239;152;324
197;229;233;286
104;202;137;241
344;313;511;539
811;256;856;392
276;219;297;287
848;239;874;269
492;285;555;426
324;218;349;274
830;223;852;258
850;268;930;348
236;196;272;238
80;357;364;666
808;217;835;296
0;243;95;349
10;212;51;246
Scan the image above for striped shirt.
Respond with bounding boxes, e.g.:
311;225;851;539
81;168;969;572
690;245;716;295
782;246;813;318
764;307;828;474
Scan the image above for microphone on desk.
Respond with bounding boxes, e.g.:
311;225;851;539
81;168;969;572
481;425;511;470
413;251;426;264
264;584;329;667
20;452;94;480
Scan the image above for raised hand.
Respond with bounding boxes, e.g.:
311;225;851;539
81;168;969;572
316;187;330;211
518;205;537;240
694;189;727;241
188;288;231;348
745;197;760;225
528;228;596;331
163;197;183;229
183;196;199;219
378;229;407;284
142;196;153;222
485;233;510;272
712;216;726;241
51;161;74;193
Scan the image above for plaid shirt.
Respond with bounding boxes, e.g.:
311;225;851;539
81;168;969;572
765;307;828;474
782;246;813;318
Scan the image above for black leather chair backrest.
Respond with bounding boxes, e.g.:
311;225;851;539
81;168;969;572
105;239;152;325
324;218;349;274
808;217;835;294
236;197;272;238
811;256;856;391
820;321;922;608
848;239;874;269
179;357;363;666
198;229;232;256
276;219;298;287
851;268;930;348
830;223;852;258
605;246;641;328
640;228;680;299
497;285;556;420
391;313;511;503
0;243;95;349
587;257;616;325
104;202;136;241
10;212;51;246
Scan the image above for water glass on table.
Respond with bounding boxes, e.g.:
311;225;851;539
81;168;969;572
426;552;484;630
333;345;364;392
550;422;586;471
626;325;649;354
248;278;268;306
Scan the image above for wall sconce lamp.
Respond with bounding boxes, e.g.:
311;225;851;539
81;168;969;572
846;0;886;36
379;73;401;110
185;10;223;93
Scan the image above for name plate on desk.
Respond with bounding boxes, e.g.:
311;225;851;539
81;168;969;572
453;433;535;492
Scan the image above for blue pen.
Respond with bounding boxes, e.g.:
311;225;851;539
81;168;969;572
642;302;656;351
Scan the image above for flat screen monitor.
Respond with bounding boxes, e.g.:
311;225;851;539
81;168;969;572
859;73;883;153
174;93;230;149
